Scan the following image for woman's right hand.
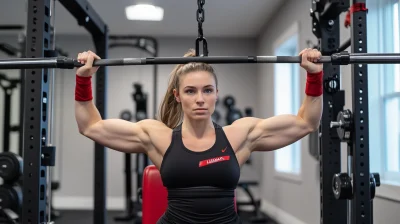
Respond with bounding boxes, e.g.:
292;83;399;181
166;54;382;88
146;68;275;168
76;50;101;77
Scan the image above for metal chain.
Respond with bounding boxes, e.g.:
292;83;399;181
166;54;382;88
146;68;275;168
196;0;208;56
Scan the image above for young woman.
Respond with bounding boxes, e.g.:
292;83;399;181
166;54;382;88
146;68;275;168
74;48;323;224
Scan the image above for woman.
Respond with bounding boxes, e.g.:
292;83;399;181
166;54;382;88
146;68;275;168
75;48;323;224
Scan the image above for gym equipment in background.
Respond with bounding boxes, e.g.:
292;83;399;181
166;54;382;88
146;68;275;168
223;96;243;125
0;73;21;154
211;98;221;123
0;152;23;223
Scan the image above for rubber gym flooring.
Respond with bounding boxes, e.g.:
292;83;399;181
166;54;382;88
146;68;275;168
53;210;279;224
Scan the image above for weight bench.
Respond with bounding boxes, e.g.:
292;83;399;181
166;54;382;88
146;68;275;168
141;165;237;224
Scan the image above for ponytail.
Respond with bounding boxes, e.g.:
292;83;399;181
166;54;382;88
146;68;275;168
158;49;217;128
158;64;185;128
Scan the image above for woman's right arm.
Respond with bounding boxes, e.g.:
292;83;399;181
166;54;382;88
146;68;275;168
75;101;152;153
74;50;156;154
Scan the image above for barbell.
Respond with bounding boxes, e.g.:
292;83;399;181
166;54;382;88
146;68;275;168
0;52;399;70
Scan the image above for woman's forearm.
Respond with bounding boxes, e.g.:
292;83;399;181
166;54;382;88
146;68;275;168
74;75;102;134
297;71;323;131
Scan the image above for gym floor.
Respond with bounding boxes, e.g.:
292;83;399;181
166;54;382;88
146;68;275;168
53;210;279;224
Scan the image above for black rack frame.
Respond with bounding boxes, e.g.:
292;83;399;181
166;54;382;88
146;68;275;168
311;0;372;223
349;0;371;223
23;1;108;224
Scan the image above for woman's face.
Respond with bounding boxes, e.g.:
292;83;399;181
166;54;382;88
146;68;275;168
174;71;218;121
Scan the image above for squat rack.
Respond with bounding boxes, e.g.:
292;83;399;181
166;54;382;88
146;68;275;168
310;0;379;223
23;1;108;224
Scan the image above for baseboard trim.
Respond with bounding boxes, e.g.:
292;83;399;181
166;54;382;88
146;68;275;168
53;196;125;211
260;199;308;224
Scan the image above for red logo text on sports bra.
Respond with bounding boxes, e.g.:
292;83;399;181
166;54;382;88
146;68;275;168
199;156;230;167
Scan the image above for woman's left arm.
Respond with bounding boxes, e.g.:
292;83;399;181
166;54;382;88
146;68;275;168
233;48;323;153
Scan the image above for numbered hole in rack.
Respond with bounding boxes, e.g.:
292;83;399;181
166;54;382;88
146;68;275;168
30;116;34;121
361;211;365;218
30;107;34;112
361;182;364;186
359;16;362;21
360;118;364;124
358;23;362;28
359;64;363;68
29;173;32;177
359;88;363;94
31;89;34;93
31;98;34;102
31;80;35;84
360;110;363;114
359;47;363;52
359;39;363;44
361;162;364;167
31;71;35;75
30;135;33;140
360;143;364;148
359;71;363;76
29;162;33;166
360;126;364;130
33;6;37;13
29;145;33;149
359;31;363;35
360;152;364;157
360;80;363;85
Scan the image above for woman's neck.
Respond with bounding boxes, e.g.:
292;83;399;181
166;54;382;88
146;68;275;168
181;118;214;139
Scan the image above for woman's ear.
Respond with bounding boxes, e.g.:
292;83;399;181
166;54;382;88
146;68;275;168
173;89;181;103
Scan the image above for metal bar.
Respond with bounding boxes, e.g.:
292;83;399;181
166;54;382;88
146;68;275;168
2;53;400;70
338;38;351;52
23;0;51;223
2;90;11;152
350;0;371;223
0;25;24;30
92;33;108;224
57;0;107;37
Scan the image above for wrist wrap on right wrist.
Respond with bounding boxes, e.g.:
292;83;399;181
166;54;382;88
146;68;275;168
75;75;93;101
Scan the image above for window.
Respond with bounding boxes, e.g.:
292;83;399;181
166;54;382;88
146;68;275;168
367;0;400;200
273;28;301;178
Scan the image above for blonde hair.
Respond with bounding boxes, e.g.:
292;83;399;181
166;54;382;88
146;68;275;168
158;49;218;128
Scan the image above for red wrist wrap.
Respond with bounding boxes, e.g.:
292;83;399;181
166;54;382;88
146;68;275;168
305;71;323;97
75;75;93;101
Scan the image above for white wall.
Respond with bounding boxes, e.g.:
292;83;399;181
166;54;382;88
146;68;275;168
256;0;400;224
0;34;262;209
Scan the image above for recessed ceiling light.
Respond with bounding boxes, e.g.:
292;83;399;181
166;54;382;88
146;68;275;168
125;4;164;21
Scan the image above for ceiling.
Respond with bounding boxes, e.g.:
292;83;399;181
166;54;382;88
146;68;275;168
0;0;284;38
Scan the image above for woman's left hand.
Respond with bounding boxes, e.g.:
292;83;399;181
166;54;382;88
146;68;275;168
299;48;323;74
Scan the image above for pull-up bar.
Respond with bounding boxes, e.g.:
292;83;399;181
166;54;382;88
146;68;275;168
0;52;399;70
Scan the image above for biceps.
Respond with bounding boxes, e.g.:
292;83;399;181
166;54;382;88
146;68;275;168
83;119;147;153
250;115;312;151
